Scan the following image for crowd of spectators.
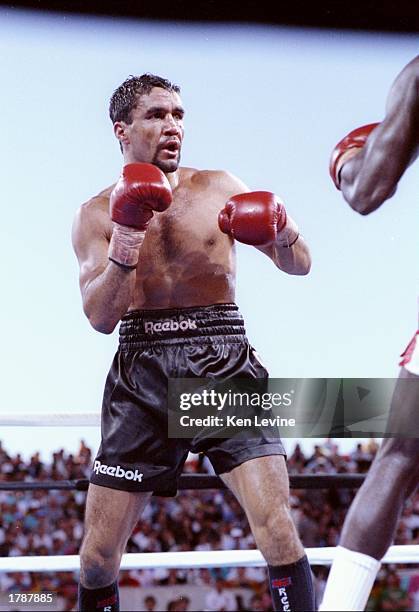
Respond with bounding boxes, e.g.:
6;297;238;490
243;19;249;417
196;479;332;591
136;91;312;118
0;438;417;611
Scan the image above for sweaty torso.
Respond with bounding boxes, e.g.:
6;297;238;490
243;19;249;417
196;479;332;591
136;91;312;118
100;167;237;309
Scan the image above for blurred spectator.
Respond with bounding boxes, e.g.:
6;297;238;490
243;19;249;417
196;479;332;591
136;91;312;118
168;595;190;611
205;576;237;611
143;594;157;610
368;567;412;611
408;573;419;611
249;592;267;611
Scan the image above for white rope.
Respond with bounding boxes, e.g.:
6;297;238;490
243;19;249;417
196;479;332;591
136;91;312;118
0;413;100;427
0;546;417;573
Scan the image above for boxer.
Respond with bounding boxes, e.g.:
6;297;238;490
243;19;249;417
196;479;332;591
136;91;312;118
72;74;313;612
321;55;419;611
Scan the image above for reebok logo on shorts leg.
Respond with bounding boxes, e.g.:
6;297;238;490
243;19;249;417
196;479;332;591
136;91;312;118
93;460;143;482
144;318;198;334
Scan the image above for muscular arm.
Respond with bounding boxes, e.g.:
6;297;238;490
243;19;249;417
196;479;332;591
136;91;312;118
71;200;135;334
255;235;311;275
219;171;311;275
340;55;419;214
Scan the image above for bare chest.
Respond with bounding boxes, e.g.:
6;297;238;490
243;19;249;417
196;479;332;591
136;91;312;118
141;187;223;262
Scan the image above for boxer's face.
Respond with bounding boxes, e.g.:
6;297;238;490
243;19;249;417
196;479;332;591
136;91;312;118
121;87;184;173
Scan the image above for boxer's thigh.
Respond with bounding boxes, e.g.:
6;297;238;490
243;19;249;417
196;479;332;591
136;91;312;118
82;483;152;556
220;454;290;521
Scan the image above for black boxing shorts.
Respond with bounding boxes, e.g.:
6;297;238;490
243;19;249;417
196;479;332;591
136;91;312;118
90;303;286;495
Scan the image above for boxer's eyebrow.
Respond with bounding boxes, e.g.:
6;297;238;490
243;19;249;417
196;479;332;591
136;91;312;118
145;105;185;118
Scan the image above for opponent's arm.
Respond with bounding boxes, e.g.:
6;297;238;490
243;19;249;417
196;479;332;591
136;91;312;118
218;177;311;275
72;164;172;334
330;55;419;214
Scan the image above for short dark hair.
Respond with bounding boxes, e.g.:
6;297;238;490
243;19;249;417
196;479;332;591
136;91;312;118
109;73;181;124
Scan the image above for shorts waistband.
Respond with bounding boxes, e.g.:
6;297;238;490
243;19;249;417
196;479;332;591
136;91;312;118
119;303;246;347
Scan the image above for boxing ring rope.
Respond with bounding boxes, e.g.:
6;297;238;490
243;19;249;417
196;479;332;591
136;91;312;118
0;473;366;491
0;546;417;573
0;413;100;427
1;414;417;573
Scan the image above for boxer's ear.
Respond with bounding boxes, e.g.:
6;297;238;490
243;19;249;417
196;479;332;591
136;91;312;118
114;121;129;149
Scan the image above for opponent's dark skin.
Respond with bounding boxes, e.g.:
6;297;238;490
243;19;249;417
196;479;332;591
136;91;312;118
321;55;419;611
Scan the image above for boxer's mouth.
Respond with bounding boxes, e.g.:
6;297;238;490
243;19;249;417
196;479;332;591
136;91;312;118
160;139;180;152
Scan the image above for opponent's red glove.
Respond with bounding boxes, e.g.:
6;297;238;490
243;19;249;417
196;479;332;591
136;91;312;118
218;191;299;247
329;123;379;189
108;163;172;268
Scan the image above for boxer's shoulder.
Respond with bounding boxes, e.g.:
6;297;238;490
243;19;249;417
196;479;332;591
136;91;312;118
79;185;114;216
87;185;114;209
73;186;114;241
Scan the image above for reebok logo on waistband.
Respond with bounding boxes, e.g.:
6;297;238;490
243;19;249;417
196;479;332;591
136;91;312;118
144;318;198;334
93;460;143;482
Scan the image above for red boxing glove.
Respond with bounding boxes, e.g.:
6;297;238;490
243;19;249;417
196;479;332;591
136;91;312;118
218;191;294;246
108;163;172;268
110;163;172;230
329;123;379;189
